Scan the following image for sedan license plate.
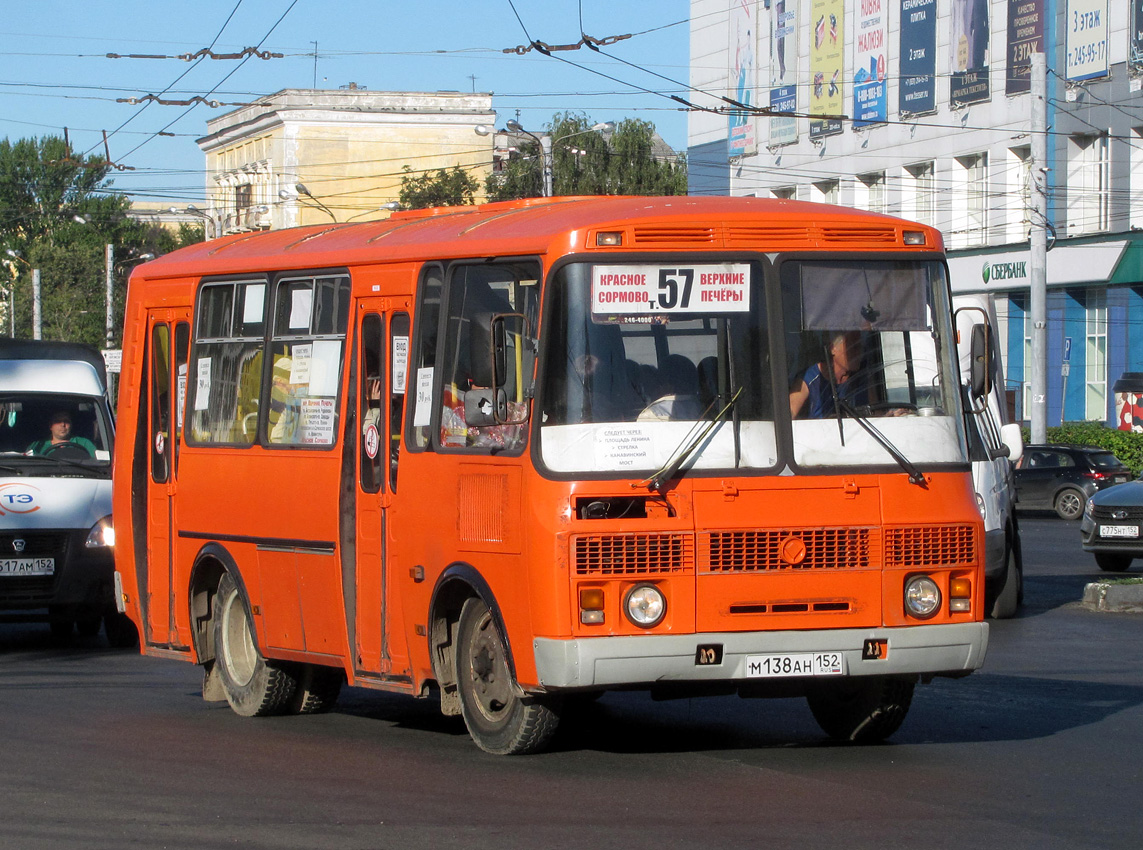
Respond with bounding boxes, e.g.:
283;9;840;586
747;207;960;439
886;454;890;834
746;652;846;678
0;557;55;576
1100;524;1140;539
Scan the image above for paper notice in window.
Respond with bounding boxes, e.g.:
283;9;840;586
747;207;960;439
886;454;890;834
392;335;409;395
289;344;313;385
195;358;211;410
594;425;653;470
289;288;313;331
413;367;434;427
308;340;341;397
299;397;336;444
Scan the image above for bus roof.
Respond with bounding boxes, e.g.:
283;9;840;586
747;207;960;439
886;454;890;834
132;195;944;281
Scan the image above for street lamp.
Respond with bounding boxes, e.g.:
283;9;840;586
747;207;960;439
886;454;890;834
169;205;220;240
501;120;614;198
280;183;337;222
346;202;400;221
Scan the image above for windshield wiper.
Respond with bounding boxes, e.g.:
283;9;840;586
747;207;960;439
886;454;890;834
837;400;927;488
638;388;742;494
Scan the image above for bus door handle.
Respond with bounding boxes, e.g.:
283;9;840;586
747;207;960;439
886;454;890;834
379;493;393;509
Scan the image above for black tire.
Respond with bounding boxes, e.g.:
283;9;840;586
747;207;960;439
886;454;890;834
1054;488;1085;521
806;676;915;743
289;664;343;714
48;606;73;640
1095;553;1134;572
213;572;297;717
456;597;560;755
989;544;1022;619
104;610;139;648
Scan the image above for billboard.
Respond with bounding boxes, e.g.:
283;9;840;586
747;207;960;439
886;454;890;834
728;0;757;157
1006;0;1044;94
1065;0;1108;81
853;0;888;127
950;0;991;105
810;0;844;138
769;0;799;146
899;0;937;115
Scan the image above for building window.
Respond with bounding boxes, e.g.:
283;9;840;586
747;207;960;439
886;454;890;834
857;172;887;214
904;162;934;226
1068;133;1110;235
1006;146;1032;244
812;180;839;205
1085;288;1108;421
952;153;988;248
235;184;252;213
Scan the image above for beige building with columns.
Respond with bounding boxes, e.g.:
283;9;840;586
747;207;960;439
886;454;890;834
196;88;496;234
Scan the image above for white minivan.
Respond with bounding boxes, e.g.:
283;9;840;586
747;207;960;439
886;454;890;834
955;295;1024;618
0;339;133;644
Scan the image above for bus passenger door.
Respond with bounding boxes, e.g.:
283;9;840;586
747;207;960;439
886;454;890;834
353;304;408;675
143;309;191;647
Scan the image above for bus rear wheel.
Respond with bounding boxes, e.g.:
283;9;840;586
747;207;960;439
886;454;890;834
456;597;560;755
806;676;915;743
213;572;297;717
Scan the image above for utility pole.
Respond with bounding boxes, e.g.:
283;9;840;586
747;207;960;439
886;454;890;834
105;244;114;350
1029;53;1048;442
32;268;41;340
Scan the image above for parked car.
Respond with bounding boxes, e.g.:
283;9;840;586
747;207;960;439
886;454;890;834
1014;444;1132;520
1080;477;1143;571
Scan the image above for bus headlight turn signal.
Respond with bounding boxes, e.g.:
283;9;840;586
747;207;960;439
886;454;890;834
949;577;972;613
579;587;605;624
624;584;666;628
904;575;941;619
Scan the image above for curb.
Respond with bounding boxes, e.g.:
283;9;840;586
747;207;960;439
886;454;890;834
1082;582;1143;613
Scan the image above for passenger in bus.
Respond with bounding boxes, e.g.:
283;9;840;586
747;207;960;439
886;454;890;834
789;331;865;419
27;410;95;457
268;355;301;443
638;354;704;421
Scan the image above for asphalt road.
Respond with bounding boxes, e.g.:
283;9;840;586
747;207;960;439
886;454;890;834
2;515;1141;850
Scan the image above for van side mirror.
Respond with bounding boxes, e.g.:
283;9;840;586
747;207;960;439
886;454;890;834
999;422;1023;463
969;323;992;398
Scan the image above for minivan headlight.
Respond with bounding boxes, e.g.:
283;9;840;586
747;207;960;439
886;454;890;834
85;515;115;548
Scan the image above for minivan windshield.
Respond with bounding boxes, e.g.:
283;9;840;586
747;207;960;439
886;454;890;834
0;393;113;471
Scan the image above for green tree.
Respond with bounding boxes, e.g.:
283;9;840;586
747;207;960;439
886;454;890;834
0;134;178;347
485;112;687;201
399;165;479;210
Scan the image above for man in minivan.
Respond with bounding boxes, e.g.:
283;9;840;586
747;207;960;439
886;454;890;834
27;410;95;457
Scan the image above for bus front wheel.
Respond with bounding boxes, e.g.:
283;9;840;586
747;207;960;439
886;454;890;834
805;676;915;743
213;572;297;717
456;597;560;755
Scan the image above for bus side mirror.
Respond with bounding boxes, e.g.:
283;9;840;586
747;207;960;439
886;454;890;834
969;323;992;398
487;313;532;426
464;387;508;426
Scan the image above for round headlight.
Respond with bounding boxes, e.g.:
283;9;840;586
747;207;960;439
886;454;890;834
904;575;941;619
624;584;666;628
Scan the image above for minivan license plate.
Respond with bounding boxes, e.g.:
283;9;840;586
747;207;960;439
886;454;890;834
0;557;55;576
1100;525;1140;539
746;652;845;678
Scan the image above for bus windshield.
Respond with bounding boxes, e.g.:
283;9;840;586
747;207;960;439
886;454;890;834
538;257;965;476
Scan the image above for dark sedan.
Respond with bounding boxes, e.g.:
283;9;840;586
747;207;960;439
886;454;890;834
1014;444;1132;520
1081;479;1143;571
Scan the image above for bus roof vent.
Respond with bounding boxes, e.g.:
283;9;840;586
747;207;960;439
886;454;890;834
631;225;716;245
725;226;810;248
820;226;898;245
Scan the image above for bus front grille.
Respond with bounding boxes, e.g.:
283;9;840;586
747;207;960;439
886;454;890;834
573;533;692;576
884;525;976;567
702;528;874;572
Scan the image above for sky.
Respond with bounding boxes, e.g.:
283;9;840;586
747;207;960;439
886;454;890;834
1;0;691;205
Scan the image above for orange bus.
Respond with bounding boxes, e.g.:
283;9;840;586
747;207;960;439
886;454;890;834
113;196;989;754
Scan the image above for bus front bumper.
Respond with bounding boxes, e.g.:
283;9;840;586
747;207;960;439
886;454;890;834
533;622;988;689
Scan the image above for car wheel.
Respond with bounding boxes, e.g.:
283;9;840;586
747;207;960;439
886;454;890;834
1095;553;1134;572
805;676;915;743
213;572;297;716
455;597;561;755
1054;488;1085;520
989;544;1021;619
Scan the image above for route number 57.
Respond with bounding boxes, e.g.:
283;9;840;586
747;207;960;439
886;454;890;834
657;268;694;309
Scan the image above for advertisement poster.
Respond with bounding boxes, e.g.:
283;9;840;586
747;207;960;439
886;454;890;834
950;0;991;105
809;0;844;138
1065;0;1108;81
728;0;757;157
769;0;799;146
853;0;888;128
1133;0;1143;75
1006;0;1044;94
899;0;936;115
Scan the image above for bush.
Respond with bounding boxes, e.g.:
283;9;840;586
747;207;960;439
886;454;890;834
1019;421;1143;474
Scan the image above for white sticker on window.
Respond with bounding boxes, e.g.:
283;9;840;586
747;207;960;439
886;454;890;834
308;340;342;397
392;335;409;395
298;397;336;444
592;264;750;317
594;425;654;469
243;284;265;324
194;358;211;411
413;367;434;427
289;343;313;385
289;288;313;331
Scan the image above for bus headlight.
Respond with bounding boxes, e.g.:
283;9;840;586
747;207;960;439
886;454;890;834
904;575;941;619
624;584;666;628
85;515;115;548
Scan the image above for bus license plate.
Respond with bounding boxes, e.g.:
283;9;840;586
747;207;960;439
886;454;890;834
0;557;55;576
1100;525;1140;539
746;652;846;678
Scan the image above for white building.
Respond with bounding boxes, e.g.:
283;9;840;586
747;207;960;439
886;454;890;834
689;0;1143;428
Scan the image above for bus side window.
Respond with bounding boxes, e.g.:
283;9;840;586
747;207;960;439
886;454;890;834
359;313;384;493
150;322;171;483
407;265;444;451
390;312;409;490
